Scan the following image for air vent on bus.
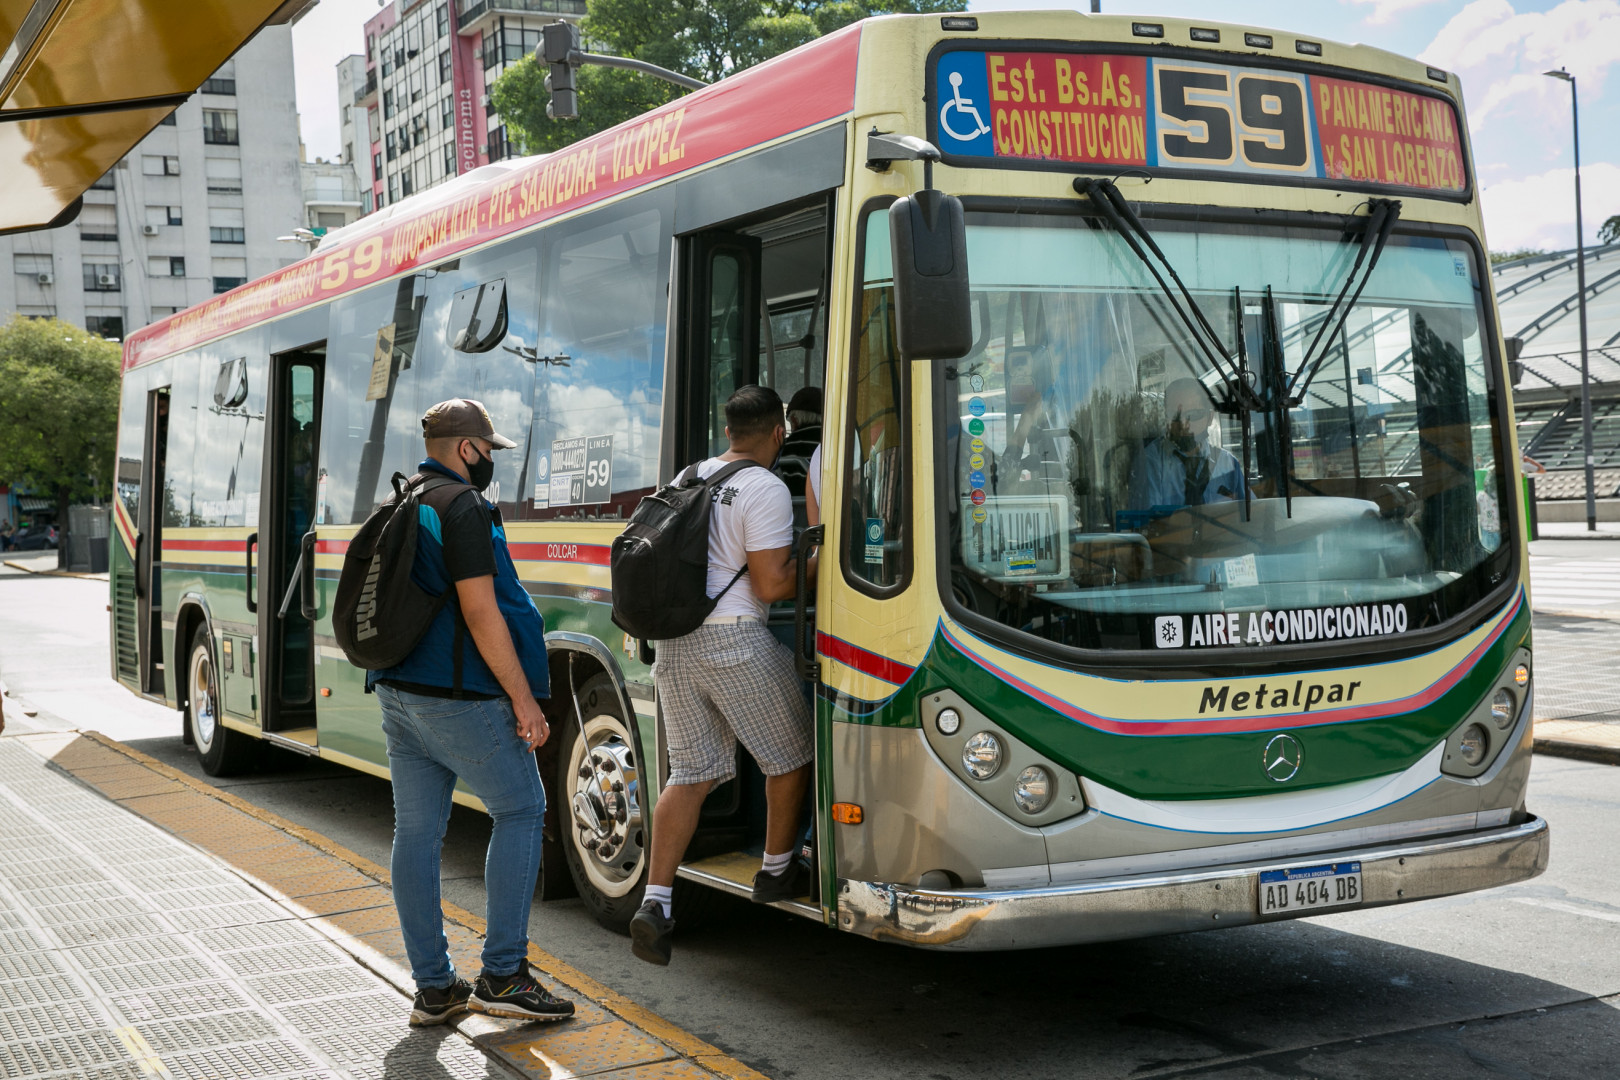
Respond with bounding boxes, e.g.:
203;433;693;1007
113;572;137;677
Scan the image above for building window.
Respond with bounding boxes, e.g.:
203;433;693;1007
200;77;236;95
142;155;180;176
373;150;382;176
367;33;375;61
383;89;395;119
159;111;177;126
146;205;182;226
83;264;121;291
400;170;414;197
202;109;239;145
147;256;185;277
487;125;507;163
78;204;118;241
385;132;397;161
84;315;124;339
441;98;454;131
213;277;246;294
89;171;115;190
205;157;242;195
210;228;245;244
444;145;456;176
436;3;448;37
438;49;452;84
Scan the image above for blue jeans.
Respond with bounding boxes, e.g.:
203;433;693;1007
376;684;545;990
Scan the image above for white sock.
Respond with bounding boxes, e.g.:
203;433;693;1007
644;884;673;918
762;850;792;876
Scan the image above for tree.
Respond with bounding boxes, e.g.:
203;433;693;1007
1600;214;1620;245
491;0;958;156
0;315;122;551
1489;248;1544;266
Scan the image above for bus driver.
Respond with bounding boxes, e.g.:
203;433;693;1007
1127;377;1245;514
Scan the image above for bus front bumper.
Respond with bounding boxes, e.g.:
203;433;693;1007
835;815;1549;951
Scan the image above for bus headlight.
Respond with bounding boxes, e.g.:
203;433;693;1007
1459;724;1489;767
1013;766;1053;813
1490;688;1515;730
962;732;1002;780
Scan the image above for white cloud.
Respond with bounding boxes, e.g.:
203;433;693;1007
1342;0;1450;25
1480;162;1620;251
1421;1;1620;131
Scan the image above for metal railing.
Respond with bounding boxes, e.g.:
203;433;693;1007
353;71;378;104
456;0;586;30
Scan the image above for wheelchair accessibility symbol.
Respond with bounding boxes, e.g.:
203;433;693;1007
940;71;991;142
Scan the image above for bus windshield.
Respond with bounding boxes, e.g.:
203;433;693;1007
923;209;1514;655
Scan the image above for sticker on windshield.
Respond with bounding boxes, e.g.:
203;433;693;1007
931;49;1466;196
1153;602;1410;650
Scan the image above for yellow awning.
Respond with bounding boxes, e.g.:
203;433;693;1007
0;0;314;235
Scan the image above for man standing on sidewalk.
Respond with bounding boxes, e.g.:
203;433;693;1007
631;385;816;966
367;399;574;1026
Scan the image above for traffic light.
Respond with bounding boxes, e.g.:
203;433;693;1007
542;21;581;120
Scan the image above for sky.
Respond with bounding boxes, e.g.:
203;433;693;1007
291;0;1619;253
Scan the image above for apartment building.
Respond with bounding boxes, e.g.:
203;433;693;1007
347;0;585;215
0;26;306;341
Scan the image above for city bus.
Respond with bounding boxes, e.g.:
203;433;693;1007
111;10;1547;949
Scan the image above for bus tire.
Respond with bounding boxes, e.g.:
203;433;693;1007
186;625;256;777
558;674;649;931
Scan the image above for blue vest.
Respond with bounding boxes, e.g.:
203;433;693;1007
366;459;550;699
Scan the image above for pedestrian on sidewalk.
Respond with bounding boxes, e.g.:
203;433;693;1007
0;519;13;551
366;399;574;1026
631;385;817;966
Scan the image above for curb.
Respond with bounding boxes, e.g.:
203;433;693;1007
70;730;770;1080
2;557;108;580
1534;736;1620;766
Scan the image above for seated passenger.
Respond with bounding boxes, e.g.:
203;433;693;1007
996;348;1067;494
1127;377;1244;513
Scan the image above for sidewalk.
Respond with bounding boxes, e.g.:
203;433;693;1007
0;730;764;1080
1531;611;1620;766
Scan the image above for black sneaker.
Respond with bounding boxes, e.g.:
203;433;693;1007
629;899;674;966
410;978;472;1026
468;960;575;1022
751;860;809;905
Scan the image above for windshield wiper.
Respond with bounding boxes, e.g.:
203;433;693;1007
1284;198;1401;406
1074;178;1259;411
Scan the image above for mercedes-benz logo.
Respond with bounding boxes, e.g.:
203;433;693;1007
1263;733;1303;783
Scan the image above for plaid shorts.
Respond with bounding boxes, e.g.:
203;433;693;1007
655;622;814;785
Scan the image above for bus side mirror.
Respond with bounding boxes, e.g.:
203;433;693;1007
868;130;971;360
889;190;971;360
1505;336;1525;387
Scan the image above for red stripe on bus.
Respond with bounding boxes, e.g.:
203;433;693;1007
162;539;248;552
121;24;863;371
506;542;612;565
316;540;349;555
818;632;917;686
941;589;1524;737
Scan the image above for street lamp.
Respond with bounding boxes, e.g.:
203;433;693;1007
1543;67;1596;532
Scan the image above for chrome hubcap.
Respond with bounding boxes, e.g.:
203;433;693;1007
566;715;643;897
190;644;217;749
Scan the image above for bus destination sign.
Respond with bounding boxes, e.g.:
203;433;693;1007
931;49;1466;196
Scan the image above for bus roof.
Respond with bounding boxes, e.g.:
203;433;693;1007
122;20;864;372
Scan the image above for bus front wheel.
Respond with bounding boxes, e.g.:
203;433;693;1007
558;674;648;931
186;625;256;777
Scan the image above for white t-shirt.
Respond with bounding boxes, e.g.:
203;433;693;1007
695;457;794;619
808;445;822;506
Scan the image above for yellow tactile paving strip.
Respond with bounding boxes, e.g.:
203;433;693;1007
40;731;770;1080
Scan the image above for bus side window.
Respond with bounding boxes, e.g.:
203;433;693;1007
846;208;907;593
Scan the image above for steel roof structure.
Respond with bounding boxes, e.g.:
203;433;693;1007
1495;242;1620;476
0;0;315;237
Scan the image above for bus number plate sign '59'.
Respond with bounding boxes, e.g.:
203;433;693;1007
931;48;1466;196
1259;861;1363;915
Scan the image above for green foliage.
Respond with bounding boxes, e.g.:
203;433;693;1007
1600;214;1620;246
491;0;958;155
0;315;122;512
1489;248;1544;266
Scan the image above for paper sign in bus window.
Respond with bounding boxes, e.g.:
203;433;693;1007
961;494;1071;583
548;435;612;506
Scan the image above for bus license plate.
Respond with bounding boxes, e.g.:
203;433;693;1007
1258;861;1362;915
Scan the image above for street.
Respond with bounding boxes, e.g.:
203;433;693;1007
3;551;1618;1080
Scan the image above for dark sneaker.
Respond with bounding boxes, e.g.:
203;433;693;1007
629;899;674;966
468;960;575;1022
751;860;809;905
410;978;472;1026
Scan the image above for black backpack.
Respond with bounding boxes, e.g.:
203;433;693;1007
610;460;762;641
332;471;474;670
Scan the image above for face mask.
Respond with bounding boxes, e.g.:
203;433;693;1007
462;444;495;492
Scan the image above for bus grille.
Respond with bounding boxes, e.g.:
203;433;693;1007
113;572;137;676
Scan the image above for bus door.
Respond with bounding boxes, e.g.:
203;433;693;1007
135;388;170;696
259;348;324;737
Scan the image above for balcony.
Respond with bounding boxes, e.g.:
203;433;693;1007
455;0;586;33
354;70;378;105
